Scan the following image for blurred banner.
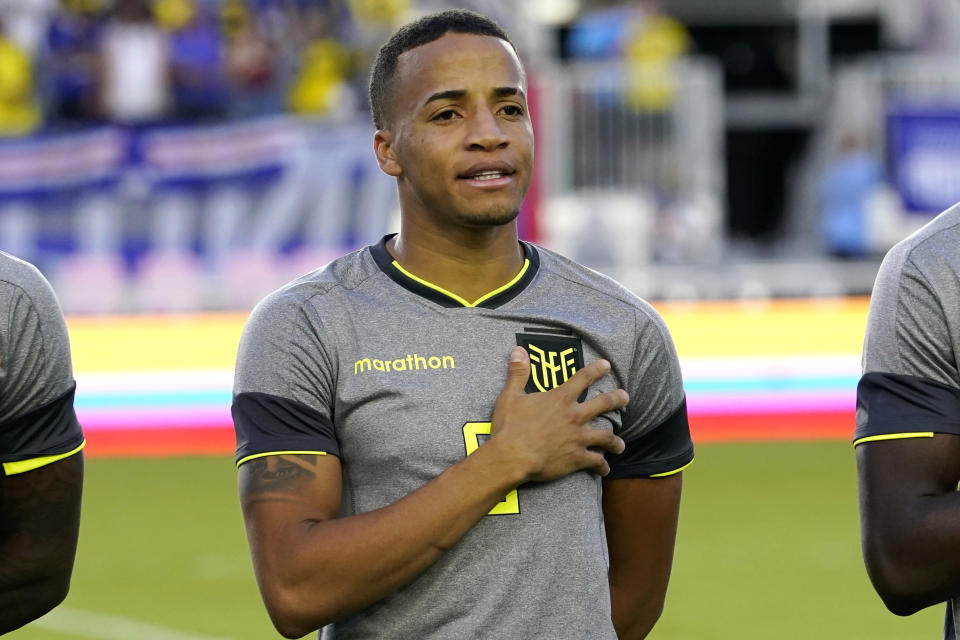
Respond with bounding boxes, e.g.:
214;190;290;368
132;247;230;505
887;102;960;214
0;115;400;313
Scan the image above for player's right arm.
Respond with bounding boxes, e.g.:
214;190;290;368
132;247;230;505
237;343;626;638
856;241;960;615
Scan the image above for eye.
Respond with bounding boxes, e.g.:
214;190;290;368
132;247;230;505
500;104;524;117
431;109;459;121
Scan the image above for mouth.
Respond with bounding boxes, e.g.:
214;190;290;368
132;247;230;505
458;163;517;187
466;170;511;181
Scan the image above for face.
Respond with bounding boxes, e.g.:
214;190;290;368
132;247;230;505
374;33;534;231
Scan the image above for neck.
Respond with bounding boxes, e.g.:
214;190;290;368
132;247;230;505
388;221;525;305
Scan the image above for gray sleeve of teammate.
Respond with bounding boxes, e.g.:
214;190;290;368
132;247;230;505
0;264;83;634
856;247;960;444
862;247;960;384
232;290;340;466
0;269;80;427
606;304;693;479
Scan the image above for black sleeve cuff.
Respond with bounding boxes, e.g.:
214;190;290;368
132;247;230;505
854;372;960;445
607;396;694;479
233;391;340;466
0;383;83;462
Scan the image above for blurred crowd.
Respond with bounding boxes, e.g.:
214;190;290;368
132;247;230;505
0;0;416;136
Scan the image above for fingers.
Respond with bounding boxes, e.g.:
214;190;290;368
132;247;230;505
501;346;531;395
582;428;626;456
561;358;614;400
579;388;629;419
582;450;612;477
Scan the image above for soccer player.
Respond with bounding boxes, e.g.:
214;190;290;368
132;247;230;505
0;251;84;634
233;10;693;639
856;202;960;638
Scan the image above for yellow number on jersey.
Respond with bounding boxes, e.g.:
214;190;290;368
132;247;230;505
462;421;520;515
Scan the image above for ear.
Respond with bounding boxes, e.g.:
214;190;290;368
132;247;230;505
374;129;402;177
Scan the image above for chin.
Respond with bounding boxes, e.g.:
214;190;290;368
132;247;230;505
457;208;521;227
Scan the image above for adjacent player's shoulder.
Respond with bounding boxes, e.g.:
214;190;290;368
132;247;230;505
879;203;960;279
0;250;51;295
863;203;960;376
532;243;668;328
868;203;960;327
0;250;63;318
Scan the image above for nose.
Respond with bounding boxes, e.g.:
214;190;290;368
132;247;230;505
464;107;509;151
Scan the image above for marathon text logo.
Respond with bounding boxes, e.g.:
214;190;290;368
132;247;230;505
515;329;586;401
354;354;455;375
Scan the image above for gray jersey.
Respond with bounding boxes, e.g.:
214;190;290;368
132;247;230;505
0;251;83;476
233;236;693;640
856;204;960;639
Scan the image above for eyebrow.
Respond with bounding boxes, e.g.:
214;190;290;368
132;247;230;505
422;86;525;107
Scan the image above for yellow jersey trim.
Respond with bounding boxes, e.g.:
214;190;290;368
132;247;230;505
236;450;328;468
853;432;935;447
650;458;693;478
391;259;530;308
2;440;86;476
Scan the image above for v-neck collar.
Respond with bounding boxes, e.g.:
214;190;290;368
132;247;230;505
369;234;539;309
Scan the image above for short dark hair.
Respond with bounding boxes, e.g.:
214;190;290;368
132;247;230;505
368;9;516;130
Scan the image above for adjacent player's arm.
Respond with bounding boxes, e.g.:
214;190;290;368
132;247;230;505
239;348;628;639
0;269;84;634
855;245;960;616
857;433;960;615
0;452;84;635
604;473;682;640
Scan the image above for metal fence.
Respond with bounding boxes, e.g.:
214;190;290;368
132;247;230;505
534;56;726;275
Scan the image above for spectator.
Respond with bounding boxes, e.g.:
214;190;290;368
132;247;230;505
286;5;354;118
166;0;229;121
622;0;690;113
97;0;170;124
0;16;40;136
43;0;102;124
225;0;280;117
819;134;885;258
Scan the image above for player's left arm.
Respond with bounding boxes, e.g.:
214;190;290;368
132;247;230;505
0;452;84;634
603;304;693;639
603;473;682;640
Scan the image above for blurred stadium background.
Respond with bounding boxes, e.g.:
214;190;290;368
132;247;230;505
5;0;959;636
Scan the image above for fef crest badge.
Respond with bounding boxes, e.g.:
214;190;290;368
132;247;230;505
516;328;586;401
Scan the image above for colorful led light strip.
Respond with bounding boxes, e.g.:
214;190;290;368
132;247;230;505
69;300;869;456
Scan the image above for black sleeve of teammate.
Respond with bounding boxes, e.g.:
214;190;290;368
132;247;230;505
0;384;83;465
233;391;340;467
854;371;960;444
606;396;694;479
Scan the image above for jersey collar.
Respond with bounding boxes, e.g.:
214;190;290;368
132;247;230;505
370;234;540;309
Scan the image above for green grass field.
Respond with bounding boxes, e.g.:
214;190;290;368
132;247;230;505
9;442;943;639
